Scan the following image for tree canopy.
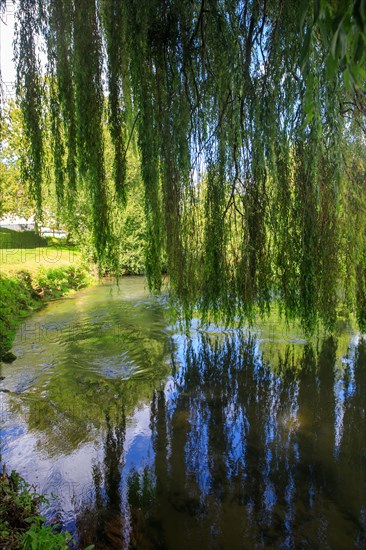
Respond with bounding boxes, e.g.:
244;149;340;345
3;0;366;331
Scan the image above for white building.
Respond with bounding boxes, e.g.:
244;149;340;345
0;215;36;232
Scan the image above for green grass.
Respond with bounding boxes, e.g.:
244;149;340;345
0;467;88;549
0;229;80;276
0;228;48;248
0;229;93;359
0;273;37;357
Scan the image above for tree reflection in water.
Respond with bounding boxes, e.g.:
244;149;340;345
77;412;126;549
75;333;366;549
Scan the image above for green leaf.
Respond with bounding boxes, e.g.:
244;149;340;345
300;0;310;34
325;53;337;79
331;13;347;58
343;66;351;88
299;29;313;71
354;33;365;62
353;0;365;32
313;0;321;23
24;517;35;524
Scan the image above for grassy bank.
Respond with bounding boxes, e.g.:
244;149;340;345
0;229;93;361
0;228;80;276
0;265;93;360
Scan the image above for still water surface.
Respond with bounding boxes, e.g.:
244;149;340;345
1;278;366;549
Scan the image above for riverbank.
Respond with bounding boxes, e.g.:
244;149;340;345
0;230;95;550
0;467;75;549
0;264;94;362
0;232;95;547
0;229;96;361
0;228;82;276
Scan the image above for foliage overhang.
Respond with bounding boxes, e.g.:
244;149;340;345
3;0;366;332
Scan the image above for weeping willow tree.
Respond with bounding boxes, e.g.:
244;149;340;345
12;0;366;331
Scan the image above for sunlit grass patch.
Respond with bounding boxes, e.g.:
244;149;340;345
0;229;80;276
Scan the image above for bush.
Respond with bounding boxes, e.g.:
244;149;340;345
34;265;92;299
0;468;71;549
0;274;36;357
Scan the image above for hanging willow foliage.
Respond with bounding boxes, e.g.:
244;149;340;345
14;0;366;331
15;0;44;220
0;0;5;153
99;0;127;203
47;0;77;212
0;0;6;113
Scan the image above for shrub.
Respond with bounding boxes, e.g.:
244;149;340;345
33;265;92;299
0;275;36;357
0;468;70;549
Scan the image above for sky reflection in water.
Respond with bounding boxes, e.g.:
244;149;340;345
0;278;366;549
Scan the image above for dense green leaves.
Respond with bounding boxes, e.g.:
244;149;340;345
100;0;128;203
300;0;366;88
14;0;44;221
0;101;34;218
13;0;366;332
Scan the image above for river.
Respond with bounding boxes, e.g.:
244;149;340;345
1;277;365;549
